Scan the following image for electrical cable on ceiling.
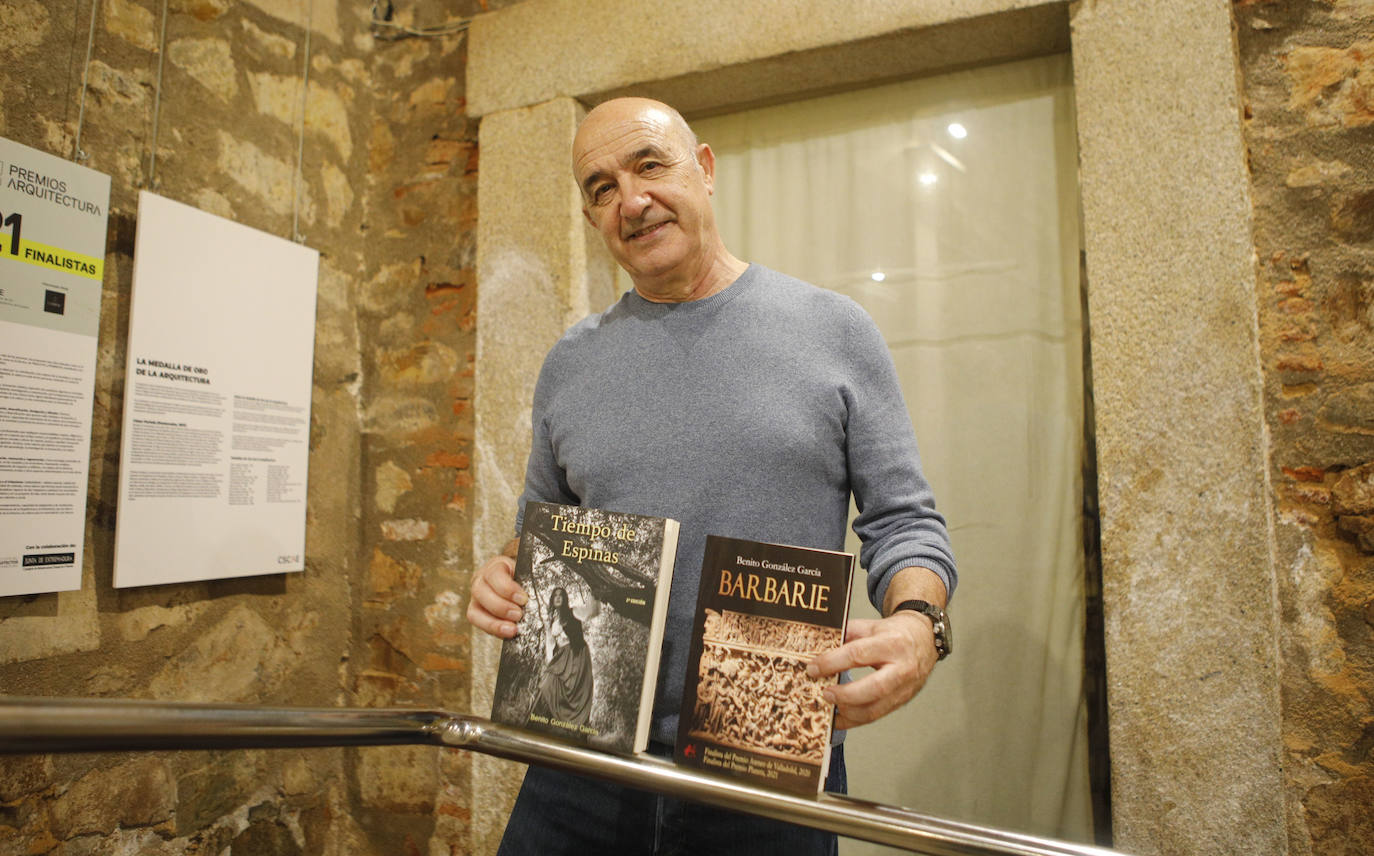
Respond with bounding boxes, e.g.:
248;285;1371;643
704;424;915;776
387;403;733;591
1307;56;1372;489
369;0;471;41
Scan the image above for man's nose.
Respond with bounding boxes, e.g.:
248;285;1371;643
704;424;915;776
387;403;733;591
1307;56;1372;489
619;178;651;219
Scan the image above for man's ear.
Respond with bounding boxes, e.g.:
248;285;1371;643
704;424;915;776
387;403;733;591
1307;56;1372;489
696;143;716;195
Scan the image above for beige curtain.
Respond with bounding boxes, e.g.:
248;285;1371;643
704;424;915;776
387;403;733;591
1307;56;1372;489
692;54;1092;846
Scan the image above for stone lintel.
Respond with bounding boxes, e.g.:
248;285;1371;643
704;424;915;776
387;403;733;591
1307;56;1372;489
590;6;1069;120
467;0;1068;118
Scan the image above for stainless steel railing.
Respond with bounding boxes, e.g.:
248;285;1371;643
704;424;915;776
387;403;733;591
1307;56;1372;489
0;697;1119;856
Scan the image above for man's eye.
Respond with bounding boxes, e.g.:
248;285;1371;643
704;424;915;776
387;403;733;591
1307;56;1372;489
593;184;614;202
641;161;662;172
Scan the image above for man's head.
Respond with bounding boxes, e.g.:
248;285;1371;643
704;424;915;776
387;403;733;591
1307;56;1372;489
572;97;732;300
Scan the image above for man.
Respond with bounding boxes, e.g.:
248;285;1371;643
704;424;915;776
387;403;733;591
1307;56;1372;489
467;97;956;855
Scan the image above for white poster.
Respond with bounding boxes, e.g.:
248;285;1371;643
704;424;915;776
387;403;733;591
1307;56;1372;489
113;191;318;588
0;138;110;597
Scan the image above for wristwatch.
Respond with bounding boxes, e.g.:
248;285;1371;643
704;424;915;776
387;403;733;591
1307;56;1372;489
891;599;952;660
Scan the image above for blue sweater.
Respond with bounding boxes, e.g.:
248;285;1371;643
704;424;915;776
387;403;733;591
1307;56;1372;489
517;264;956;742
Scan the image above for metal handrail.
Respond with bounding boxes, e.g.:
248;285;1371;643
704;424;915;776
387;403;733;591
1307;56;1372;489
0;697;1119;856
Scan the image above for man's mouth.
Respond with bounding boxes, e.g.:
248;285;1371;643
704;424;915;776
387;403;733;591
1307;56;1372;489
625;221;669;241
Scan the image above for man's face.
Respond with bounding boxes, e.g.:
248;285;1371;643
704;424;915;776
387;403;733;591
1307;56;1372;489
572;101;716;283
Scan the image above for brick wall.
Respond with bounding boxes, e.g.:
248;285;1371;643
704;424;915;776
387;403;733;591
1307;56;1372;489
353;2;484;848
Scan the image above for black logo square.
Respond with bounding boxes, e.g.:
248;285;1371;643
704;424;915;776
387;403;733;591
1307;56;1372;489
44;289;66;315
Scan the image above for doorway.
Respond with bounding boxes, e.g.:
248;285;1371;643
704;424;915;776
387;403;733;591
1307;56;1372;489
689;53;1098;847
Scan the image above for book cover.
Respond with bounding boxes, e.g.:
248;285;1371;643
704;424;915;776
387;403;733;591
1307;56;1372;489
490;501;679;754
675;535;854;795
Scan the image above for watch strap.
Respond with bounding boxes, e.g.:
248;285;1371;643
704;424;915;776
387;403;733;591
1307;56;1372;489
891;599;952;660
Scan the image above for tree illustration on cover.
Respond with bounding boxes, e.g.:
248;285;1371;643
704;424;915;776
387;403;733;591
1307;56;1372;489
520;503;660;623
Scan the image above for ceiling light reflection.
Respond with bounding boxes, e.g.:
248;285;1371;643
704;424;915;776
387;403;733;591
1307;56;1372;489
918;172;938;186
871;271;886;283
948;122;968;139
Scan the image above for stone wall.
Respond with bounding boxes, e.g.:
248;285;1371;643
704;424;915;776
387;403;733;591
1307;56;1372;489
1234;2;1374;854
0;0;514;853
352;0;484;848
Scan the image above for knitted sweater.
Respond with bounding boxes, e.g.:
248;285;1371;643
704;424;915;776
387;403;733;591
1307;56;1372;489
517;264;956;742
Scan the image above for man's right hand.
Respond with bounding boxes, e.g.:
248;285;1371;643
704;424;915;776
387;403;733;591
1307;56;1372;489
466;540;527;639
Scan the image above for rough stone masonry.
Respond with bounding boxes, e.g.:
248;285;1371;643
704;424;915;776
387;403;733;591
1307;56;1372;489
0;0;518;853
1235;1;1374;853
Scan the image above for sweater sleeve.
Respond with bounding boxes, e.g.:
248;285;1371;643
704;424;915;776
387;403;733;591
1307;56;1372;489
842;301;958;608
514;344;580;534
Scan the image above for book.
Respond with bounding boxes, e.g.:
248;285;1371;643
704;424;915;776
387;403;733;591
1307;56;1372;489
489;501;679;755
675;535;854;795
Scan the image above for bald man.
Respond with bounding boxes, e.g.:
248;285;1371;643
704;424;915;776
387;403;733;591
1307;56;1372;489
468;98;956;855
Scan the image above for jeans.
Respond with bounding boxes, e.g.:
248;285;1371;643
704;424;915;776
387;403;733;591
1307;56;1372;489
496;743;846;856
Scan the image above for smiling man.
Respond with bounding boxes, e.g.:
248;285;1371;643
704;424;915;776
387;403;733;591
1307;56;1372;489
468;97;957;856
572;98;745;302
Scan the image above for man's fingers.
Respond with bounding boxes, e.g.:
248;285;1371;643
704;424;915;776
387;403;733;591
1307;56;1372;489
843;617;879;642
467;555;527;639
807;634;871;678
470;574;521;622
479;556;526;602
826;663;916;708
808;627;907;679
808;611;941;729
465;597;518;638
828;665;926;730
834;696;899;731
833;676;908;729
834;700;890;731
806;617;880;677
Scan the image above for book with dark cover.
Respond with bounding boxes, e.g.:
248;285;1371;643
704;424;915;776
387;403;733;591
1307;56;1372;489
490;501;679;755
675;535;854;795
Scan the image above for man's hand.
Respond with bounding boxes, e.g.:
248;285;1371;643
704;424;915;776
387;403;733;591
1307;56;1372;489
466;539;526;639
807;611;938;731
806;565;946;731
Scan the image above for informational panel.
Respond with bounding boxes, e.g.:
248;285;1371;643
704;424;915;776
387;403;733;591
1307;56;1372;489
114;191;318;588
0;137;110;596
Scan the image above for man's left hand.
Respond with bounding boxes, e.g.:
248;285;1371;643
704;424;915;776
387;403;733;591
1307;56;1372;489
806;609;938;731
